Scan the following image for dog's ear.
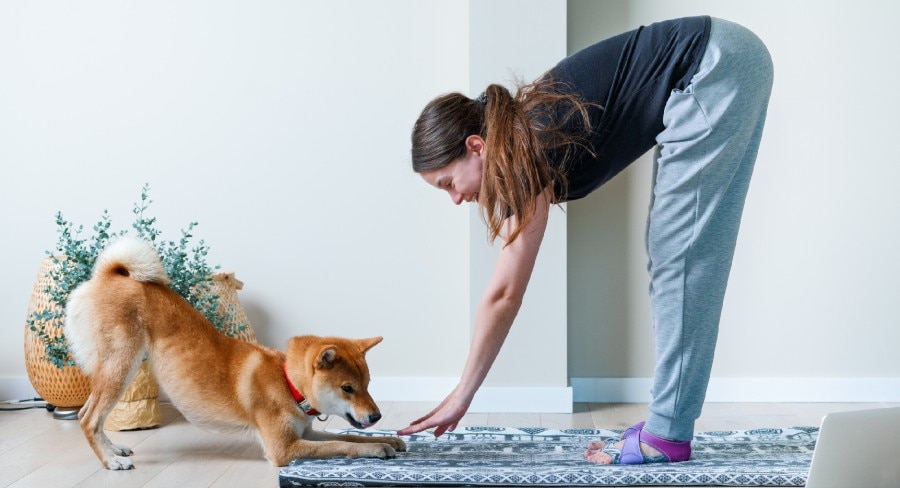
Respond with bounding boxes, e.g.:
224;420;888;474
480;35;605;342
356;336;383;354
316;346;337;370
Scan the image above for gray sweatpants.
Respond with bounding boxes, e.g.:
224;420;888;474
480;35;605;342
644;18;774;442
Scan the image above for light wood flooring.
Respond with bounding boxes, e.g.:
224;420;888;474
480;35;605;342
1;401;894;487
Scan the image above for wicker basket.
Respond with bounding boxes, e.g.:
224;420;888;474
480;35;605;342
209;272;257;343
23;257;92;408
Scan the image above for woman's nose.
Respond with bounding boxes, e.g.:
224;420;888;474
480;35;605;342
449;190;463;205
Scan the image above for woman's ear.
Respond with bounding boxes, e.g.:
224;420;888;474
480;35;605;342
465;134;485;156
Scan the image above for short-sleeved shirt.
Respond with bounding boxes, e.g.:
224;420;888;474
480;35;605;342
547;16;711;201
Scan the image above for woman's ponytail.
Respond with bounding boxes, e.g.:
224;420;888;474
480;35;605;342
480;83;552;244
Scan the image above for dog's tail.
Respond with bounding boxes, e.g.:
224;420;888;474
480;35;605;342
93;236;171;285
65;237;168;375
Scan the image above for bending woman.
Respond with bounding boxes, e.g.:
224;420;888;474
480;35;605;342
397;16;773;465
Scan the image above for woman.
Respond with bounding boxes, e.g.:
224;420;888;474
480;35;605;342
397;16;773;465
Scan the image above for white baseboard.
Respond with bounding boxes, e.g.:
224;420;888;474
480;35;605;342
570;377;900;403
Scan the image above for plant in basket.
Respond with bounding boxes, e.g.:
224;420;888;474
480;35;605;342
24;184;252;425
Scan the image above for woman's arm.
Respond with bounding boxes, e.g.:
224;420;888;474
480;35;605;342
397;189;552;436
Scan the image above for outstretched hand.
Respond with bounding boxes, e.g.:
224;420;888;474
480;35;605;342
396;389;471;437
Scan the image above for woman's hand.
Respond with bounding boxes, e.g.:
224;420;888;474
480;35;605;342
396;387;472;437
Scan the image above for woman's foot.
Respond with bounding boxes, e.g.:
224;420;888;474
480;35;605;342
584;438;666;464
583;422;691;465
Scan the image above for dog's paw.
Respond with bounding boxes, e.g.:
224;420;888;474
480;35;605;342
381;436;407;452
354;442;397;459
104;455;135;470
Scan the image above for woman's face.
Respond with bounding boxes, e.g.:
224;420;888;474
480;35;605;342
420;135;484;206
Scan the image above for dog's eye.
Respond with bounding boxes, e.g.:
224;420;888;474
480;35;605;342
341;385;354;394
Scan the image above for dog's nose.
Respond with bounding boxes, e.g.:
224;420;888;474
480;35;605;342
368;413;382;425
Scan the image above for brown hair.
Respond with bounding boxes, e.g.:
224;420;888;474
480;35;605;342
411;77;592;245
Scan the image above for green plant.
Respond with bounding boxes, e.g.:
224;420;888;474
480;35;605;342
27;184;247;368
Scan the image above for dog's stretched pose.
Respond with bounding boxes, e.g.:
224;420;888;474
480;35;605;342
65;237;405;469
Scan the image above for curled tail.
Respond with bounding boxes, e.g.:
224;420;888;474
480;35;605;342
93;237;170;285
66;237;168;375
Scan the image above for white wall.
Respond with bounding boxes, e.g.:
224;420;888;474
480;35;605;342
0;0;473;397
567;0;900;401
3;0;898;408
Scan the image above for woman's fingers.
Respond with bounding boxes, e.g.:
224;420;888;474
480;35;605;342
397;404;465;436
396;419;430;436
396;386;470;437
433;421;459;437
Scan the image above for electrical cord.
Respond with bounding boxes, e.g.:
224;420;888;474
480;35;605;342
0;397;55;412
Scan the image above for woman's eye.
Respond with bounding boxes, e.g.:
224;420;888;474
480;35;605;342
342;385;354;394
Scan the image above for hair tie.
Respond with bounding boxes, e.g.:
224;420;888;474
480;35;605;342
475;92;487;105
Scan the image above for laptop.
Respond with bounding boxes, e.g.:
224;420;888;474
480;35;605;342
805;406;900;488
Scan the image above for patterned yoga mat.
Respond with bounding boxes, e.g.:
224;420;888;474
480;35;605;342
279;426;817;486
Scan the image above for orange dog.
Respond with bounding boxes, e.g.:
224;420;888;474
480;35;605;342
65;237;405;469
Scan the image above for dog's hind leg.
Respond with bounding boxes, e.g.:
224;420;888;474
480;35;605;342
78;344;146;470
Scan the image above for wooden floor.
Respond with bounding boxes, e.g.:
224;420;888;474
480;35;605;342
1;401;894;487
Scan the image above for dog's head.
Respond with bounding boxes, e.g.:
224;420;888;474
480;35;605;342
286;335;383;429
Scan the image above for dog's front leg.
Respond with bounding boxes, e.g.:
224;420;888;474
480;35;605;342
257;416;401;466
303;429;407;453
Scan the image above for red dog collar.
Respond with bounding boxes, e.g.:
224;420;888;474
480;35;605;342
283;362;320;416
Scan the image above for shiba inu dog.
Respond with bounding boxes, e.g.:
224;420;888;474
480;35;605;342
65;237;405;469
